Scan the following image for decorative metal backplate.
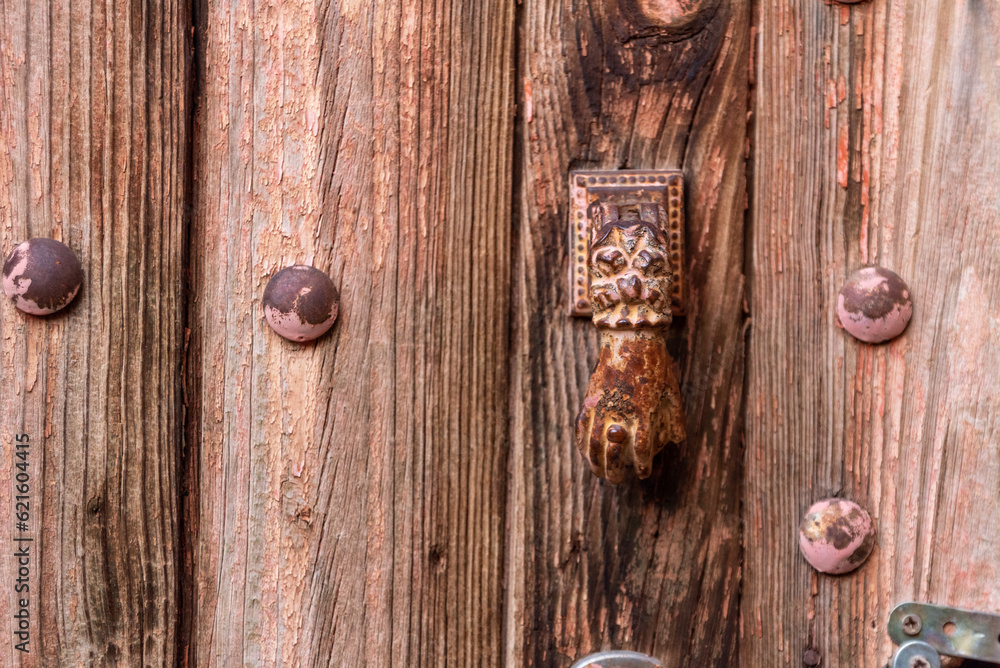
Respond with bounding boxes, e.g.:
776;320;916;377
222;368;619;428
568;170;685;317
889;602;1000;663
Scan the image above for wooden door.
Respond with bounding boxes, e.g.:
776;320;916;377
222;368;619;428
746;2;1000;666
0;1;997;666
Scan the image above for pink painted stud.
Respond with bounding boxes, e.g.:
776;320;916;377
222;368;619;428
799;498;876;575
837;266;912;344
262;265;339;342
2;238;83;315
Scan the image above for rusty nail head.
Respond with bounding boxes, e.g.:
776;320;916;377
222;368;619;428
902;614;922;636
802;648;821;666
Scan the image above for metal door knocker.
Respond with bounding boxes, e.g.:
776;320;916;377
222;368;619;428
569;170;687;483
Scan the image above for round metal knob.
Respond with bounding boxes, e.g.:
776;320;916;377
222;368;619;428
570;650;662;668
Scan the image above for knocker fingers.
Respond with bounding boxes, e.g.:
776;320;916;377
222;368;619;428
632;420;654;480
575;406;605;479
576;405;652;483
576;406;637;482
603;423;629;484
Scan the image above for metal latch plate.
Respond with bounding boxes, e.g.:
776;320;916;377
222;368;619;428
889;602;1000;663
570;650;663;668
568;170;685;317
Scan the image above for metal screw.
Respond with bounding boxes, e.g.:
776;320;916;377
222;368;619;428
908;657;930;668
902;614;922;636
802;648;822;666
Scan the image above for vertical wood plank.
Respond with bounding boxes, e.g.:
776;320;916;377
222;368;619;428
747;2;1000;665
507;1;750;665
185;0;515;665
0;0;188;664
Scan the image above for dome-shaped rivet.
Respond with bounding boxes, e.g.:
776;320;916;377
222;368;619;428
263;265;339;342
2;238;83;315
837;266;912;344
799;498;876;575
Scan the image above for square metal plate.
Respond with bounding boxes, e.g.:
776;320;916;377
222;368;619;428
568;169;685;317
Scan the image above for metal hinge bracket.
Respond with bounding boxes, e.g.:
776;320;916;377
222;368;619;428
889;601;1000;666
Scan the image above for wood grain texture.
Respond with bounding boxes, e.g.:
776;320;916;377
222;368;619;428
506;1;749;665
0;0;188;664
746;1;1000;666
184;0;514;665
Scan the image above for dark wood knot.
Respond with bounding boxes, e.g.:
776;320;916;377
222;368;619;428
618;0;721;42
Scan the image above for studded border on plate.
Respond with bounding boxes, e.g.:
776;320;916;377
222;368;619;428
568;169;685;317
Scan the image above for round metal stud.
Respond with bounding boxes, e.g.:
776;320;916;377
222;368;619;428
2;238;83;315
263;265;340;342
798;498;876;575
837;266;913;343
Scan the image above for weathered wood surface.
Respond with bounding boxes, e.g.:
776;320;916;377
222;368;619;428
4;0;998;665
184;1;515;665
0;0;188;665
746;1;1000;666
507;0;750;665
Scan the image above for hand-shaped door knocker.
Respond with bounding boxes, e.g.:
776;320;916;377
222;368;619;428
569;171;687;483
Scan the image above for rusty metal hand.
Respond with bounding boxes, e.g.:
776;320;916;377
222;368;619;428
575;216;685;482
